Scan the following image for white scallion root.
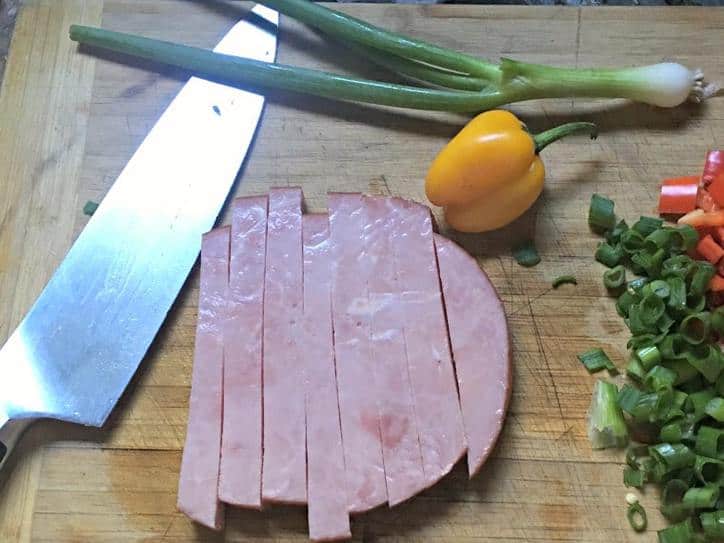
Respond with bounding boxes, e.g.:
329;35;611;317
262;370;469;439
689;68;721;103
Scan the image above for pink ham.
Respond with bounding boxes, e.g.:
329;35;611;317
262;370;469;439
302;214;351;541
364;196;426;506
178;226;229;530
434;234;511;477
389;199;466;486
218;196;267;508
262;187;306;503
328;193;387;513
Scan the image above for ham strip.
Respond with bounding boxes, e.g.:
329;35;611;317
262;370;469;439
218;196;267;508
434;234;511;477
262;187;306;503
389;199;466;485
302;214;351;541
328;193;387;513
364;196;426;506
177;226;229;530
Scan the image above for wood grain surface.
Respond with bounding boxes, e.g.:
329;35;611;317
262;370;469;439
0;1;722;541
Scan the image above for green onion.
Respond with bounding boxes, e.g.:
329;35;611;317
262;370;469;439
717;373;724;396
695;426;724;459
657;518;695;543
648;279;671;299
617;291;638;318
646;227;675;252
683;485;719;509
628;277;650;293
626;445;650;469
685;389;716;421
627;502;648;532
623;466;645;488
631;248;666;277
83;200;99;216
660;334;688;361
672;224;699;252
621;230;646;255
657;312;676;333
633;216;664;237
589;194;616;233
711;306;724;336
660;479;691;522
577;348;616;374
685;344;722;383
603;265;626;290
588;380;628;449
664;360;698;385
660;422;683;443
606;219;629;245
551;275;577;288
690;262;716;297
650;443;696;472
627;357;647;383
512;240;540;267
679;312;711;345
637;345;662;370
662;255;696;279
628;333;665;350
595;242;624;268
640;294;666;327
705;397;724;422
666;276;688;315
645;365;678;391
700;511;724;539
694;455;722;484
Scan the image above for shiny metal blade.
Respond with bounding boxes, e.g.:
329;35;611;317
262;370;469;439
0;6;278;428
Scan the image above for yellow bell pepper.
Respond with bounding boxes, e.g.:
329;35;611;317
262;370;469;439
425;110;596;233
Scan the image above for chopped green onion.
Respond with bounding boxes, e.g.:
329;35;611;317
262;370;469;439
617;291;638;318
637;346;662;370
645;365;677;391
660;479;691;522
646;228;675;252
512;240;540;267
648;280;671;299
660;334;688;361
673;224;699;252
624;466;645;488
631;248;665;277
552;275;577;288
683;485;719;509
679;312;711;345
695;426;724;459
664;360;698;385
657;312;676;333
595;242;624;268
627;357;647;383
657;518;695;543
640;294;666;327
700;511;724;539
577;348;616;374
717;373;724;396
626;445;650;469
621;229;645;254
711;306;724;336
83;200;99;216
690;262;716;297
662;255;695;279
650;443;696;473
685;389;716;421
660;422;683;443
589;194;616;233
627;333;665;350
666;276;688;315
603;265;626;290
628;277;650;293
694;455;723;484
685;344;722;383
705;397;724;422
606;219;629;245
588;380;628;449
633;216;664;237
627;502;648;532
672;390;689;409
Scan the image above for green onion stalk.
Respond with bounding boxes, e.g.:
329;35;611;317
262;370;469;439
68;0;719;113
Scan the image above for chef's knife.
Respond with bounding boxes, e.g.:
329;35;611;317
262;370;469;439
0;5;278;471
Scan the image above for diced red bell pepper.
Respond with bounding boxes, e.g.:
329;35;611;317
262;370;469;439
697;187;721;213
709;274;724;293
679;209;724;229
714;227;724;245
696;234;724;265
659;176;699;214
702;151;724;207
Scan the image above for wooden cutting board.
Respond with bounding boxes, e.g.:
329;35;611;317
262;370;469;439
0;1;722;540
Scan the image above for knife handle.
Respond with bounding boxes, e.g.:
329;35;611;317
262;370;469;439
0;419;32;473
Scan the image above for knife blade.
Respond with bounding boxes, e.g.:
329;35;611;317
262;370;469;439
0;5;278;469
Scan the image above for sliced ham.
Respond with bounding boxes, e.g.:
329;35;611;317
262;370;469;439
364;196;426;506
262;187;306;503
302;214;351;541
177;226;229;530
328;193;387;513
218;196;267;508
434;234;512;477
389;198;467;486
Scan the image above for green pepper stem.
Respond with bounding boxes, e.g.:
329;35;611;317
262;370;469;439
256;0;501;81
533;122;598;154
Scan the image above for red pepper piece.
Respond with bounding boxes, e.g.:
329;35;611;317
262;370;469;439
697;188;721;213
709;274;724;293
714;227;724;245
659;176;699;214
703;151;724;207
697;234;724;265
